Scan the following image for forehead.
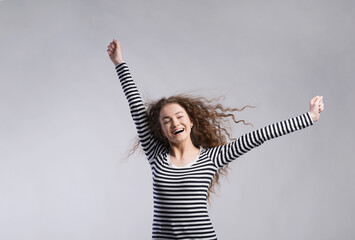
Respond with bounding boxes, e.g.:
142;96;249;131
159;103;187;117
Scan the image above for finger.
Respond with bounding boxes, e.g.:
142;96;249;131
111;41;117;48
109;42;115;49
315;96;323;105
310;96;319;105
108;43;117;52
319;96;324;106
113;39;120;45
313;96;319;104
107;48;115;55
107;49;113;56
319;95;323;102
320;103;325;112
317;96;323;105
309;97;315;105
108;42;114;49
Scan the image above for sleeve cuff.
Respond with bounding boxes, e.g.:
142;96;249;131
115;62;126;69
306;112;314;125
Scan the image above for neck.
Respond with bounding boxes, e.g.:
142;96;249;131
169;139;199;160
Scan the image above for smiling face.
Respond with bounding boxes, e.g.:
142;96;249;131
159;103;194;146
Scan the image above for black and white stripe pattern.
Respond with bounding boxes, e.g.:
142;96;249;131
116;62;313;239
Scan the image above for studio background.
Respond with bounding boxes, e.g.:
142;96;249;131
1;0;354;239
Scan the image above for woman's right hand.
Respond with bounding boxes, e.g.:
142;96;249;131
107;39;124;65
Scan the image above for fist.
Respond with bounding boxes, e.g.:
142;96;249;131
107;39;124;65
309;96;324;122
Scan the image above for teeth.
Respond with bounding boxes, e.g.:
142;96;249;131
174;129;184;135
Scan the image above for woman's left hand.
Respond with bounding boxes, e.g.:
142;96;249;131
309;96;324;122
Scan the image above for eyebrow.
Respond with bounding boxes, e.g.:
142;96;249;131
161;111;184;120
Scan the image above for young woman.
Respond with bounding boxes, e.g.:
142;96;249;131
107;39;324;240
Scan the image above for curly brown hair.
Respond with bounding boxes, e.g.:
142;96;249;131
144;94;252;201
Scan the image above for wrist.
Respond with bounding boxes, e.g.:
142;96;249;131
113;59;124;65
309;111;317;122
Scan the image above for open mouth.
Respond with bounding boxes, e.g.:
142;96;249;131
173;129;184;135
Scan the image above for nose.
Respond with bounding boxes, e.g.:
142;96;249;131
171;117;179;128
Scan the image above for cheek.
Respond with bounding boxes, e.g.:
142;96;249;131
186;119;193;128
160;124;168;137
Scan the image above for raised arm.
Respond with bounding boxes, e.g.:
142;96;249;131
206;96;324;168
107;39;165;161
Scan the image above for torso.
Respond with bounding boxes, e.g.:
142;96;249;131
150;149;218;239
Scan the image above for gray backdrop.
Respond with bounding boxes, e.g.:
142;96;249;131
1;0;354;239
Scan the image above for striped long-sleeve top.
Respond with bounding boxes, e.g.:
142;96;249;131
115;62;313;239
